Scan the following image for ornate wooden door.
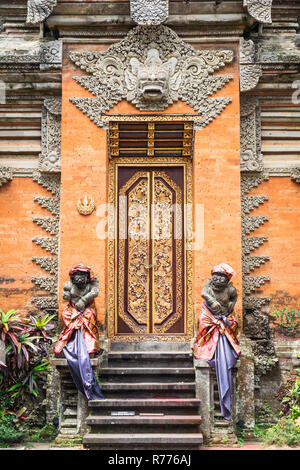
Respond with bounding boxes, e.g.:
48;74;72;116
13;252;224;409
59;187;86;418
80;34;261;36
116;166;186;338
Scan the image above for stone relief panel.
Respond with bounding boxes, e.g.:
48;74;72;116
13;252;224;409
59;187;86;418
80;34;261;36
240;96;263;172
70;25;234;128
0;38;62;70
239;39;262;93
130;0;169;26
39;98;61;173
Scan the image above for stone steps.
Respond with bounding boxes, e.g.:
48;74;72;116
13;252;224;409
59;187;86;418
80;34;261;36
83;347;203;449
83;433;203;450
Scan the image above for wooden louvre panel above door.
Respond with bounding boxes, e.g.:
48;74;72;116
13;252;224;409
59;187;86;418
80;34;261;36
109;121;193;158
116;166;185;337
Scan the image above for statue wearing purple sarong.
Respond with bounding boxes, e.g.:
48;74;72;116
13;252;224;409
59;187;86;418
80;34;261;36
193;263;240;420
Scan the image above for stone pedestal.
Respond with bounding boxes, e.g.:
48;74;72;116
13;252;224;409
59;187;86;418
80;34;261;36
194;360;213;441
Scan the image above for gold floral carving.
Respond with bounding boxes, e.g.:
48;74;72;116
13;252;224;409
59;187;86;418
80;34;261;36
107;157;193;342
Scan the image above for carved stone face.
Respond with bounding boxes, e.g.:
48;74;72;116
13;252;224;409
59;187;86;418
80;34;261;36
71;271;90;289
211;272;229;291
125;47;180;109
136;51;170;101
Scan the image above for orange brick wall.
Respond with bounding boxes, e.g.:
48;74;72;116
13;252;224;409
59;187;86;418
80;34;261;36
245;176;300;334
0;177;57;315
192;44;243;325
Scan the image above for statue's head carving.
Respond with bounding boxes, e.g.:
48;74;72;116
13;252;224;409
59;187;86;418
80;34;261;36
69;264;94;288
211;263;236;290
125;45;181;110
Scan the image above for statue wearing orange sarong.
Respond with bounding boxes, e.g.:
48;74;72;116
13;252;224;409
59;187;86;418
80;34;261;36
54;264;104;401
193;263;240;420
54;264;100;355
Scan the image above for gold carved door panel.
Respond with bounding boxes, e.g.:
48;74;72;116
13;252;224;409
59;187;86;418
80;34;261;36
116;166;186;338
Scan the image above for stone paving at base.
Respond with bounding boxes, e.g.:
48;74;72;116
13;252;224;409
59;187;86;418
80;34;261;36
3;441;300;451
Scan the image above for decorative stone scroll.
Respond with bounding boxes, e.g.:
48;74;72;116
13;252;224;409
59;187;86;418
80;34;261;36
243;0;273;24
240;96;263;172
31;171;60;312
39;98;61;173
130;0;169;26
0;167;13;187
70;25;233;128
239;39;262;93
290;168;300;184
241;173;271;310
27;0;57;24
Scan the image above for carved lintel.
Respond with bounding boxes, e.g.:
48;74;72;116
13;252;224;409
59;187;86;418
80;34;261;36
26;0;57;25
130;0;169;26
243;0;272;24
240;39;262;93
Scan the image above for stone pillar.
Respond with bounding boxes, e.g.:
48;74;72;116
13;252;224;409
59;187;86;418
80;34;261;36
194;359;213;441
236;335;255;432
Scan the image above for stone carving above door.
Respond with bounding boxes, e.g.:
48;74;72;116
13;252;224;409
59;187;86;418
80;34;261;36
130;0;169;26
70;25;234;128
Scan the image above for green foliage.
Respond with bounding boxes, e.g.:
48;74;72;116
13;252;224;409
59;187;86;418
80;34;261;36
257;370;300;447
0;414;27;447
0;309;55;435
29;424;58;442
273;307;300;336
261;416;300;447
0;391;28;447
7;361;50;399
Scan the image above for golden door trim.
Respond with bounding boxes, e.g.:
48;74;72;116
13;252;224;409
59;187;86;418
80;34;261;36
107;157;193;342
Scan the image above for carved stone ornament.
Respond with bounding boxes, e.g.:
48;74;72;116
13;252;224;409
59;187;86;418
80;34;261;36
26;0;57;24
0;167;13;187
240;96;263;172
39;98;61;173
243;0;272;24
70;25;234;128
0;38;62;70
240;39;262;93
130;0;169;26
77;195;95;215
31;171;60;312
241;173;270;310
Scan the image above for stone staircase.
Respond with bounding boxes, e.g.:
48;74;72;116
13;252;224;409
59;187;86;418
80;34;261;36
83;345;203;450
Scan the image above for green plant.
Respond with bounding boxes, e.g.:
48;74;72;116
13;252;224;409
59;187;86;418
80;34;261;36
0;391;28;447
30;423;58;442
273;307;300;336
8;361;50;399
281;377;300;420
258;370;300;447
262;416;300;447
27;313;56;355
0;309;23;353
0;414;27;447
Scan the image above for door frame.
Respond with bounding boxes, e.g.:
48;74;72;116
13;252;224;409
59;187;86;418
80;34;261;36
107;156;194;342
